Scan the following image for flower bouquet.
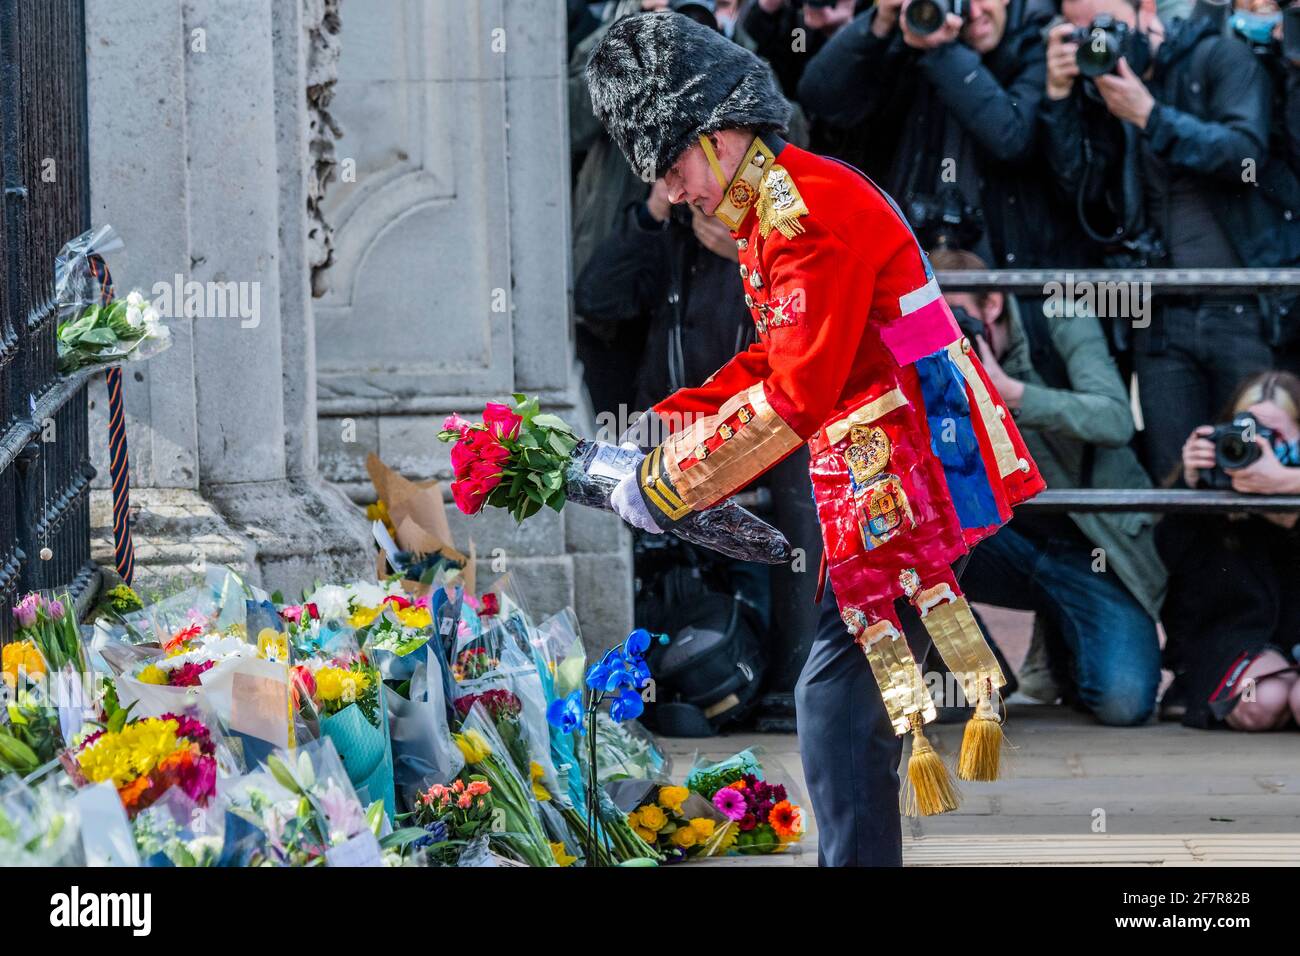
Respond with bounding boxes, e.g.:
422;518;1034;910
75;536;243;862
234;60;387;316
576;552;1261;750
11;591;95;745
686;750;806;855
114;625;258;724
452;708;555;867
52;224;172;374
438;396;793;564
296;648;395;820
222;742;390;867
70;709;218;819
56;289;172;372
626;785;725;862
0;777;82;866
406;777;495;865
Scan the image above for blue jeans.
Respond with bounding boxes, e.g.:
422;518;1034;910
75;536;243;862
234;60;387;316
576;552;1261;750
962;526;1161;726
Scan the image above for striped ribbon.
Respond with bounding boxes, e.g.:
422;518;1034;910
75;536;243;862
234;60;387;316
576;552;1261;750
87;255;135;585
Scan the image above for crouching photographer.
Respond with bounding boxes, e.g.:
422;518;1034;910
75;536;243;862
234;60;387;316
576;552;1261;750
1041;0;1291;482
1158;371;1300;730
927;249;1165;727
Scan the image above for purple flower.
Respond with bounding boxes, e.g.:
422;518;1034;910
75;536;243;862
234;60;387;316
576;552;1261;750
48;598;65;621
713;787;746;821
13;594;41;629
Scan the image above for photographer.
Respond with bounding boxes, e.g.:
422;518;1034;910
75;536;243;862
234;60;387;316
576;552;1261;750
1159;371;1300;730
796;0;1081;268
931;250;1165;726
1041;0;1286;481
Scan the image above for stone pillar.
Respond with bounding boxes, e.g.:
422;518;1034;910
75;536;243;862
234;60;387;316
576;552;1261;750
313;0;633;647
85;0;371;595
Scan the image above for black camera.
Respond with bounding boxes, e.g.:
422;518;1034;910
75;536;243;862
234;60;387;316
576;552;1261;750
905;186;985;253
1199;412;1275;489
949;304;985;344
1070;14;1150;77
905;0;967;36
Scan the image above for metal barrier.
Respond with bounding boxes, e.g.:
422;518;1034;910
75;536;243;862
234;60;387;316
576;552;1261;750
0;0;97;642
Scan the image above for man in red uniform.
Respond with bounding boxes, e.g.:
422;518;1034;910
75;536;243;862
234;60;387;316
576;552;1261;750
587;10;1044;865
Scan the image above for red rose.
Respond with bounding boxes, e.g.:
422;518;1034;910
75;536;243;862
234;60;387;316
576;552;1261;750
468;460;504;492
450;439;478;480
480;593;499;617
483;402;523;440
477;440;510;466
451;478;489;515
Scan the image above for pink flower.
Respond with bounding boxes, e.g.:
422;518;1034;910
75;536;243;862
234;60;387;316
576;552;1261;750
48;598;66;621
457;792;473;809
179;754;217;803
713;786;747;821
170;660;215;688
482;402;522;440
442;413;474;437
476;440;510;466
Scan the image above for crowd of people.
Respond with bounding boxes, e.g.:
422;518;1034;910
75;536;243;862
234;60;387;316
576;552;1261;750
567;0;1300;734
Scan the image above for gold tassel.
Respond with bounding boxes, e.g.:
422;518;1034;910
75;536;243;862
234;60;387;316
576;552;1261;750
902;712;960;817
957;679;1003;782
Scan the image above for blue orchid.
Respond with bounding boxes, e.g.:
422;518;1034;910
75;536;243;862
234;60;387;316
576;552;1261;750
625;628;651;657
546;690;585;736
609;687;645;722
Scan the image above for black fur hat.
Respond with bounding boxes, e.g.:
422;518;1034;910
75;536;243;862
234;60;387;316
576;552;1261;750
586;11;792;181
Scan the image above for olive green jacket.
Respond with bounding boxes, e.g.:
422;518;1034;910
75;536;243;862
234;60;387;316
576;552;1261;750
999;301;1167;619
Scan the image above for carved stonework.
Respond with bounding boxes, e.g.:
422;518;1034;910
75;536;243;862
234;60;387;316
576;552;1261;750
305;0;343;297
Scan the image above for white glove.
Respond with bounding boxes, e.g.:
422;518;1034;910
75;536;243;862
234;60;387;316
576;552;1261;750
610;473;663;534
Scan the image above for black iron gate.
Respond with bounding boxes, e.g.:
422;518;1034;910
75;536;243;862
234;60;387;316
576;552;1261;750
0;0;96;641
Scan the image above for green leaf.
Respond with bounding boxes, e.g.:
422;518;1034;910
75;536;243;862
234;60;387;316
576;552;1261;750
530;413;569;431
380;827;432;850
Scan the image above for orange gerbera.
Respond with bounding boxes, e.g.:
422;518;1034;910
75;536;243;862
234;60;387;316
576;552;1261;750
769;800;802;841
117;775;153;808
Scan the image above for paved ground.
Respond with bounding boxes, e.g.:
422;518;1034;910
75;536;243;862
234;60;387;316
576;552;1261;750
660;703;1300;866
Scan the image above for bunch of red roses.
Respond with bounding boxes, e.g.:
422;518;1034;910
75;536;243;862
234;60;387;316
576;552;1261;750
438;395;579;522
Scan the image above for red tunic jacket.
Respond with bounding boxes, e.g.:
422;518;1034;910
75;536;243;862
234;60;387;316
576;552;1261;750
637;135;1044;619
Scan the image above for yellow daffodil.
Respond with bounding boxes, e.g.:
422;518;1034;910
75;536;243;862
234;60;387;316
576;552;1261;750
550;841;576;867
657;785;689;813
257;628;289;663
395;606;432;630
136;663;169;685
670;825;698;848
688;817;716;840
349;606;381;629
636;804;667;832
2;641;46;686
530;762;551;801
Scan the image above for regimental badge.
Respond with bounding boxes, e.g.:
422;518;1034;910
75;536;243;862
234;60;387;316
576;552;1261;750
843;424;913;551
728;178;757;209
737;406;752;424
678;403;759;473
766;292;802;330
757;166;809;240
718;423;734;441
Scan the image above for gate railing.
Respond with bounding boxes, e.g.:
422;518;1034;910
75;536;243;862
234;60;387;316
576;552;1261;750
0;0;97;642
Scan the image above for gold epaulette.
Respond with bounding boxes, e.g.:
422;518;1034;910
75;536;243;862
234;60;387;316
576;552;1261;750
757;165;809;240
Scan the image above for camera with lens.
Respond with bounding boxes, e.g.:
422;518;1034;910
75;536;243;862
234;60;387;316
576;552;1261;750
949;304;986;345
1199;412;1276;489
905;0;967;37
905;186;985;254
1070;14;1151;78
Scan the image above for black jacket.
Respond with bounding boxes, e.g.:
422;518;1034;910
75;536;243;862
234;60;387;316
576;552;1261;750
796;0;1084;268
1041;18;1300;273
574;202;755;412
